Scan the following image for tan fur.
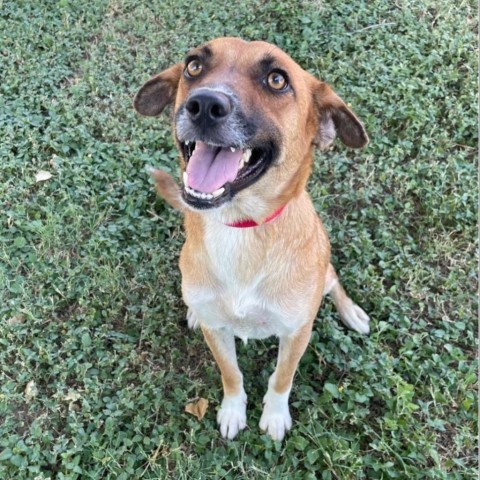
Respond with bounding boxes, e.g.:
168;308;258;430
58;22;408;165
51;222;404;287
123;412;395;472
135;38;370;440
201;325;243;397
148;169;185;211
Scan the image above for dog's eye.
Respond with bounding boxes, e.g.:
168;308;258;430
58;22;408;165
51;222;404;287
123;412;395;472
185;59;203;78
267;71;288;91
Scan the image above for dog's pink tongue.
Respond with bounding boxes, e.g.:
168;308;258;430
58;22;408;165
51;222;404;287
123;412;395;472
186;141;243;193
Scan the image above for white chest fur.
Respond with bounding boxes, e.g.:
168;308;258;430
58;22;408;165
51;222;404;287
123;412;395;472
182;221;307;342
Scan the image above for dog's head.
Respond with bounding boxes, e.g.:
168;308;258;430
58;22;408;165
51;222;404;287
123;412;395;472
134;38;368;215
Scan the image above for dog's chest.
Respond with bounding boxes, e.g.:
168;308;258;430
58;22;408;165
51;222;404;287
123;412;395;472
184;226;301;341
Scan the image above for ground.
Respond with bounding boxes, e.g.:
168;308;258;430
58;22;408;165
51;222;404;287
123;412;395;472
0;0;477;478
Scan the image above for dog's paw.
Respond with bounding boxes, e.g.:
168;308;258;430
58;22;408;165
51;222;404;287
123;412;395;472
186;308;200;329
338;302;370;334
259;389;292;441
217;392;247;440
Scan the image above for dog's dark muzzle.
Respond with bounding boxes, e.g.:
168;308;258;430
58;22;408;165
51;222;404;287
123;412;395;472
185;91;233;131
174;86;281;210
176;87;254;147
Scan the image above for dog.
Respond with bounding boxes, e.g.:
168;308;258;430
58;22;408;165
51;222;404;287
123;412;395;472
134;37;370;441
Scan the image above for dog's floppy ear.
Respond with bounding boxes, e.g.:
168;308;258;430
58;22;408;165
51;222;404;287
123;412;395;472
134;64;183;116
313;81;369;150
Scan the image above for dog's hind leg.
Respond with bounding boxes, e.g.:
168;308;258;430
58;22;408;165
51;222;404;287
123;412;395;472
323;263;370;334
186;308;200;329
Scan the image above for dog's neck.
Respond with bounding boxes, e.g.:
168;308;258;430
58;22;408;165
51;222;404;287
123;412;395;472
224;204;287;228
200;191;286;227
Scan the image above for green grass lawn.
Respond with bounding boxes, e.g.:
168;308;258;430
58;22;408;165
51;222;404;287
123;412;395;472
0;0;477;478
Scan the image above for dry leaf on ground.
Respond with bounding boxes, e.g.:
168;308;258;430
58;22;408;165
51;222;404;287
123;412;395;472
7;314;26;326
24;380;38;402
185;398;209;420
35;171;52;183
64;391;82;411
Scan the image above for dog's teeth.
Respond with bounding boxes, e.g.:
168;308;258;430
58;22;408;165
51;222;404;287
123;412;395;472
183;172;189;186
185;140;190;146
185;185;215;200
212;187;225;198
230;147;236;153
238;149;252;170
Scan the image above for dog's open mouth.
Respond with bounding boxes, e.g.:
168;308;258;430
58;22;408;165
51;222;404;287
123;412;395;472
180;140;275;208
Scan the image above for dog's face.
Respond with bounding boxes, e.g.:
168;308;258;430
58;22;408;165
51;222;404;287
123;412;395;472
134;38;368;212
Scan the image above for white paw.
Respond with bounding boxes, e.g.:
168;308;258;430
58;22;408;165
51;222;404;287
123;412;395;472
217;392;247;440
259;389;292;441
186;308;200;329
338;302;370;334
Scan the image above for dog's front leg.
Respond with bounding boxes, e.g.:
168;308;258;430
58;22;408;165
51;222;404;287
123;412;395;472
260;320;313;441
200;325;247;439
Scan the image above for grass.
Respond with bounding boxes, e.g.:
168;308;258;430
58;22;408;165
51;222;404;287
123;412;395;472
0;0;477;478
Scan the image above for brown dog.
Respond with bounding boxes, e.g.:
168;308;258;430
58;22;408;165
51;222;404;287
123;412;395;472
134;37;370;441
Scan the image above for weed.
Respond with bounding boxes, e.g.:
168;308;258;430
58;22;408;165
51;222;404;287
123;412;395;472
0;0;477;478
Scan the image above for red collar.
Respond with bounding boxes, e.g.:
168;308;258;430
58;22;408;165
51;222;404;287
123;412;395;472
225;205;287;228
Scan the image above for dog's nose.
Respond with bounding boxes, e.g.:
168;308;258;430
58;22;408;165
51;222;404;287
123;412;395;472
185;91;232;126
